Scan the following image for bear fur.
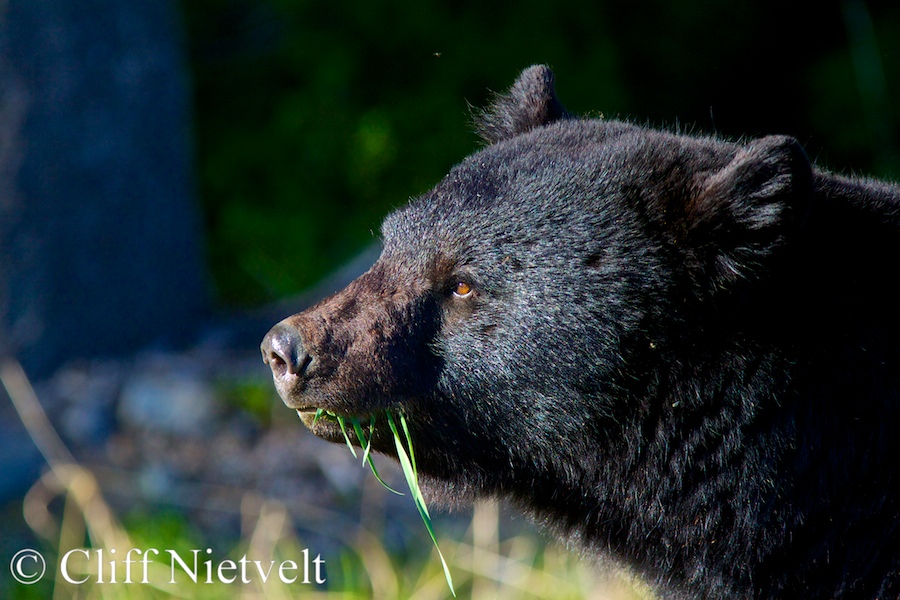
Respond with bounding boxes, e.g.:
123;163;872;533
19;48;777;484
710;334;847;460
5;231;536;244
262;65;900;599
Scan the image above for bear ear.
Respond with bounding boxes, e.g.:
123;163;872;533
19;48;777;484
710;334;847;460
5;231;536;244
679;135;813;292
475;65;571;144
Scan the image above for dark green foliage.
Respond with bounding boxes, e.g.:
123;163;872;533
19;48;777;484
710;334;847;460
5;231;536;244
181;0;626;305
182;0;900;305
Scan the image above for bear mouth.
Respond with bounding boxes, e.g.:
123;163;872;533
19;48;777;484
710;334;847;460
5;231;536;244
296;406;408;465
297;406;344;431
296;407;373;447
296;406;324;428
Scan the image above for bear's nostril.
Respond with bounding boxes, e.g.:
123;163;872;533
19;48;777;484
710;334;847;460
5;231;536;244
261;324;313;379
265;351;288;377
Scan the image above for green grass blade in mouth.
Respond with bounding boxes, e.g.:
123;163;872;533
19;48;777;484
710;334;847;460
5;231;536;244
386;411;455;597
328;409;454;595
350;416;403;496
399;413;419;486
361;415;375;466
311;407;324;426
337;414;358;459
351;417;372;466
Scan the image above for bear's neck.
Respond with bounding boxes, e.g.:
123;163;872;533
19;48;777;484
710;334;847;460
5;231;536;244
515;168;900;597
520;330;899;598
514;341;789;597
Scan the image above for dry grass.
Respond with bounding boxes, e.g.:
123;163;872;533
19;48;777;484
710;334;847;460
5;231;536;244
3;357;653;600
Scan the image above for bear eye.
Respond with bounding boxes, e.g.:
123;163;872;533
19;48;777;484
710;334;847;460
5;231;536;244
453;281;473;298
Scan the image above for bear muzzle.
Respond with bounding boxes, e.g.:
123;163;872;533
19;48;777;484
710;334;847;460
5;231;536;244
261;317;393;449
260;317;374;440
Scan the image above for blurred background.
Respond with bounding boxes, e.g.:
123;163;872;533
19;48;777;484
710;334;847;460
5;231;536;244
1;0;898;598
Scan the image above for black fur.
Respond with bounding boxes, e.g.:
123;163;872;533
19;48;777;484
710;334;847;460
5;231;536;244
262;65;900;599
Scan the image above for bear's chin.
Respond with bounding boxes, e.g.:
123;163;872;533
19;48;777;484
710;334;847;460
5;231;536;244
297;407;399;455
296;408;358;443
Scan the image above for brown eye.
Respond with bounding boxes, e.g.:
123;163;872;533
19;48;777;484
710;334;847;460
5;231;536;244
454;281;473;297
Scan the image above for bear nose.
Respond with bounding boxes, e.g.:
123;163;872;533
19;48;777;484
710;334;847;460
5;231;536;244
261;323;313;380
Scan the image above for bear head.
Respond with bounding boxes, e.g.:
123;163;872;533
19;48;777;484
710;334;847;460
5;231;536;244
260;65;813;502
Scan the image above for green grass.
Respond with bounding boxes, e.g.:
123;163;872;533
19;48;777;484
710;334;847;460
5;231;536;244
329;408;456;595
385;410;456;596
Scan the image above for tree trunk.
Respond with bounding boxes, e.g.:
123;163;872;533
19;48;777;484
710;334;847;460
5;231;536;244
0;0;208;378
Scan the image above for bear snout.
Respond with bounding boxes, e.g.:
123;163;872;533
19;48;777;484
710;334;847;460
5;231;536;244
261;322;313;406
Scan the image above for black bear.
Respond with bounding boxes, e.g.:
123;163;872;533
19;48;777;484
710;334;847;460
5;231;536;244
261;65;900;599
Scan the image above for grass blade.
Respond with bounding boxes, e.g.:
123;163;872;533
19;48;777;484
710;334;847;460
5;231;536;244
351;417;371;466
337;415;357;459
311;407;324;426
399;413;419;483
361;415;376;466
351;417;403;496
386;411;455;596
